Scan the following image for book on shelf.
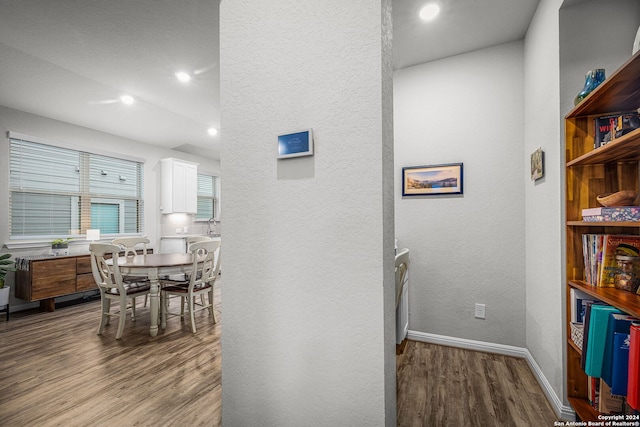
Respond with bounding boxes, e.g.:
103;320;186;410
594;111;640;149
610;332;630;396
588;376;600;409
581;301;602;370
582;206;640;222
599;379;624;414
601;313;635;389
628;322;640;411
597;235;640;287
570;287;597;323
584;304;621;378
581;234;604;286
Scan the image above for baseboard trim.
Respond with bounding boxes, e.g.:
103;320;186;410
406;330;575;421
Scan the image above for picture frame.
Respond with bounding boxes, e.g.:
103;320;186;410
531;148;544;181
402;163;463;196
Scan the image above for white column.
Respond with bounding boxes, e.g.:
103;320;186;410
219;0;395;425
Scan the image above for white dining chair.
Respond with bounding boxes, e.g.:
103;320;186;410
90;243;151;339
112;237;152;308
186;236;213;305
162;240;221;333
186;235;212;251
163;235;213;305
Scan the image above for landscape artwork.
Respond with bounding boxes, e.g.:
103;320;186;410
402;163;463;196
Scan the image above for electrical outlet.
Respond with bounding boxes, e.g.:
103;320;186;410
475;303;486;319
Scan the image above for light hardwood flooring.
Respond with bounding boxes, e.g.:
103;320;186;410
1;281;559;426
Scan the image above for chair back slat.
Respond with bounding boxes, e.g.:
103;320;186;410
186;236;212;252
111;237;150;258
189;241;221;290
90;243;124;293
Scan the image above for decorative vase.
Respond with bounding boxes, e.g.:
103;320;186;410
574;68;606;106
51;243;69;256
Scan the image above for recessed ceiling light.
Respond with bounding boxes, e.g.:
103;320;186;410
175;71;192;83
207;127;218;137
419;2;440;21
120;95;135;105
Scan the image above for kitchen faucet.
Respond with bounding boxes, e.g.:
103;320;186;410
207;217;219;236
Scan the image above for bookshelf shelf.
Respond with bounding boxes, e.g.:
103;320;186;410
568;281;640;321
568;397;599;422
567;221;640;227
565;51;640;420
566;128;640;167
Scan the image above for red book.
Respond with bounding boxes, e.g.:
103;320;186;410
628;322;640;410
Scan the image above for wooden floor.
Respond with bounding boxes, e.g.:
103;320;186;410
0;287;223;427
397;340;559;426
0;281;559;426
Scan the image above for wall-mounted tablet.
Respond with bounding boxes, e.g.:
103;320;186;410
277;129;314;159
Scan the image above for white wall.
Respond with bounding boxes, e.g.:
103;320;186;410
219;0;395;425
394;41;526;346
523;0;564;411
0;105;220;307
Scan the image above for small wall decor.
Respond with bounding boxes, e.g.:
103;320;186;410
531;148;544;181
402;163;463;196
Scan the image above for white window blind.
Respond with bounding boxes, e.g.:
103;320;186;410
9;136;144;239
196;173;219;220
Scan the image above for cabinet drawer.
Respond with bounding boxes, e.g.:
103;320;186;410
32;258;77;299
76;273;96;291
76;256;92;274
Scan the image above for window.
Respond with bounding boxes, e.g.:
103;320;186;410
196;173;219;221
9;135;144;239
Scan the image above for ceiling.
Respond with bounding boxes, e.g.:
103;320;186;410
0;0;540;161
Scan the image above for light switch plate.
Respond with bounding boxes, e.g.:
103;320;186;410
475;303;486;319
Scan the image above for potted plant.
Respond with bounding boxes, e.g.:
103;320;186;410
0;253;15;308
51;238;72;256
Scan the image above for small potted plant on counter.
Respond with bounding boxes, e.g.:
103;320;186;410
0;253;15;310
51;238;72;256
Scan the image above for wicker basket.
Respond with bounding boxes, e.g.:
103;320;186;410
570;322;584;349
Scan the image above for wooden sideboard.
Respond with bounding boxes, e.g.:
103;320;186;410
16;254;94;311
15;249;150;311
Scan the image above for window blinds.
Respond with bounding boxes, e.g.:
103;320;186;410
196;173;218;220
9;136;144;238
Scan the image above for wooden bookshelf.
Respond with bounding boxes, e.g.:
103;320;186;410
564;50;640;421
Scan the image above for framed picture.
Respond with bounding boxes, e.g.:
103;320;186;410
402;163;463;196
531;148;544;181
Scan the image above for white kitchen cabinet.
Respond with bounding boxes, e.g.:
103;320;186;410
161;158;198;214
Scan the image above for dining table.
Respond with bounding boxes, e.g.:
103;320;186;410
113;252;200;337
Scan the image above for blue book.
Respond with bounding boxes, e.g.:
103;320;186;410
610;332;631;396
601;313;635;387
585;305;621;378
581;301;597;370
